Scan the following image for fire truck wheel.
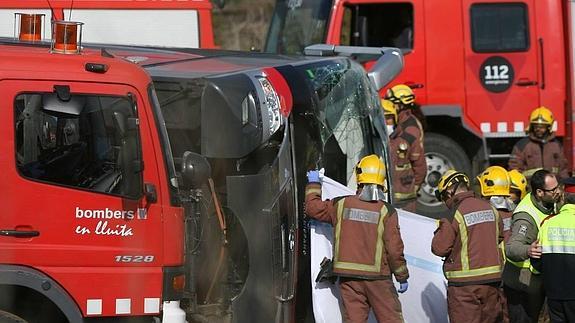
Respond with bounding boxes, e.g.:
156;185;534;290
417;133;471;218
0;310;27;323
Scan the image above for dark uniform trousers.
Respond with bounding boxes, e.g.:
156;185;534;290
447;284;504;323
340;278;403;323
548;299;575;323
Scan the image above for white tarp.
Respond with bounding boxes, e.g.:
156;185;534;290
310;176;449;323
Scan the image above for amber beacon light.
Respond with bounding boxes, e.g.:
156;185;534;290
14;13;45;41
51;20;84;54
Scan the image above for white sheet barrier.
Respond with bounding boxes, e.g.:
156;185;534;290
310;176;449;322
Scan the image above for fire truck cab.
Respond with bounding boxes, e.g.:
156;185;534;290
0;37;192;322
265;0;575;215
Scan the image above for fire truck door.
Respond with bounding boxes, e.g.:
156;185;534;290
334;0;426;100
462;1;539;135
0;80;165;315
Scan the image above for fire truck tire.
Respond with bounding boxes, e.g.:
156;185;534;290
0;310;27;323
417;133;471;218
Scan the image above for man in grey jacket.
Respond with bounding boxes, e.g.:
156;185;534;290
503;169;563;322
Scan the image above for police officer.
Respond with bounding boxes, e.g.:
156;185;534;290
432;170;505;323
305;155;409;323
508;169;528;206
508;106;569;180
383;99;420;212
477;165;515;242
384;86;426;211
504;169;563;323
532;177;575;322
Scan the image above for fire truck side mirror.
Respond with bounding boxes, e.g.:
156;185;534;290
180;151;212;190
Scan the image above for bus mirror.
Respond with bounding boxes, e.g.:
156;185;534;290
180;151;211;190
367;48;404;91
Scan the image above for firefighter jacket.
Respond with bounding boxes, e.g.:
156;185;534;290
499;209;513;243
532;204;575;300
431;191;504;286
304;183;409;282
508;133;569;180
391;109;426;202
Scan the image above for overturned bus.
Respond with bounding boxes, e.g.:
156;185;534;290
110;45;402;323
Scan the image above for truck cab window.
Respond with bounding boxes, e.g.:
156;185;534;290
15;93;143;198
471;3;529;52
341;3;413;50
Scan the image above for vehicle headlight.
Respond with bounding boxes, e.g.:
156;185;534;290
256;75;282;135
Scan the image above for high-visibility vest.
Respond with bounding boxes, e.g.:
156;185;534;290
507;193;547;273
443;206;503;281
539;204;575;255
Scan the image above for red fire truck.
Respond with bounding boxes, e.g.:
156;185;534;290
265;0;575;214
0;0;216;48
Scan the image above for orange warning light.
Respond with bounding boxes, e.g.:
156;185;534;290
14;13;45;41
51;20;84;54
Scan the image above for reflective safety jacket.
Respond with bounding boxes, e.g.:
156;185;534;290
506;193;548;273
534;204;575;299
508;133;568;180
390;109;426;202
305;183;409;281
432;191;504;285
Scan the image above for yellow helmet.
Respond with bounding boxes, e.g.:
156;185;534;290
386;84;415;105
435;170;470;200
356;154;386;186
508;169;527;199
381;99;398;123
529;106;554;126
476;166;510;197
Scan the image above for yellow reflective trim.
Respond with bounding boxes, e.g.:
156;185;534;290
333;202;386;273
523;168;543;178
334;199;345;264
395;164;412;171
454;210;469;271
305;188;322;195
445;265;501;279
394;264;408;275
394;192;417;200
492;206;500;245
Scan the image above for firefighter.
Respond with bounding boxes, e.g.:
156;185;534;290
384;85;426;212
508;169;528;206
504;169;563;323
432;170;505;323
383;99;419;212
532;177;575;322
477;165;514;241
305;155;409;323
508;106;569;180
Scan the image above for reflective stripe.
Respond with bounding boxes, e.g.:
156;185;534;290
454;211;470;271
394;192;416;200
394;264;408;275
523;168;543;178
445;265;502;279
541;245;575;254
395;163;412;171
333;199;386;273
305;188;321;196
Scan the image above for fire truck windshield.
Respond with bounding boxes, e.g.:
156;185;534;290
265;0;332;54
